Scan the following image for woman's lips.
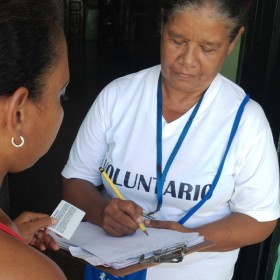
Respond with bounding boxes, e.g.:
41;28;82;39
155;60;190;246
176;71;196;79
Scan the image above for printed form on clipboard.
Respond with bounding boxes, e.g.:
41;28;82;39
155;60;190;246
49;221;215;275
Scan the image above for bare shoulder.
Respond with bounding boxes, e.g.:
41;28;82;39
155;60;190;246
0;231;66;280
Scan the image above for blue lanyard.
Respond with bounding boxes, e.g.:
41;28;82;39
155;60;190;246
178;93;249;224
155;73;250;225
156;73;204;212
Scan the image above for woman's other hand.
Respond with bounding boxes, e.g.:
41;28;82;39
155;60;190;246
13;211;60;251
144;219;192;233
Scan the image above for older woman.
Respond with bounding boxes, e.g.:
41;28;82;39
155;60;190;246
62;0;279;279
0;0;69;279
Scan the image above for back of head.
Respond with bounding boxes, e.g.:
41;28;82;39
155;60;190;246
0;0;64;101
160;0;251;42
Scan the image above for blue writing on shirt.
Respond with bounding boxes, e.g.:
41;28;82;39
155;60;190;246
103;161;211;201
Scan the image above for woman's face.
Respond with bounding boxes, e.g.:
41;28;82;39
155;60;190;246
20;40;70;169
160;8;239;95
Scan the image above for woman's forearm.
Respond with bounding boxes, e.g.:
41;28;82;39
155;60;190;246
145;212;277;252
194;213;277;251
62;177;107;226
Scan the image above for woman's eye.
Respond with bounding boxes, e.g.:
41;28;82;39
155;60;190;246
173;39;184;46
201;47;214;53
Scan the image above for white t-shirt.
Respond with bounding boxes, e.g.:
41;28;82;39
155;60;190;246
62;65;280;280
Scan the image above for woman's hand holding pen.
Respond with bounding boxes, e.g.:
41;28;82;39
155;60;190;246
14;211;60;251
102;198;144;237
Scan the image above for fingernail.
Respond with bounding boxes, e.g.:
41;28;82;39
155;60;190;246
144;220;151;226
51;217;59;225
136;216;143;224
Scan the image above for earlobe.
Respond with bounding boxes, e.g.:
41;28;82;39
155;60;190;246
227;26;245;55
5;87;29;137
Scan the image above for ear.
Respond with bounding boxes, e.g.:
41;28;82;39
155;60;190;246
227;26;245;55
5;87;29;138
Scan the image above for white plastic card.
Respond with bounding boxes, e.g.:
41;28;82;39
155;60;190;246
48;200;85;240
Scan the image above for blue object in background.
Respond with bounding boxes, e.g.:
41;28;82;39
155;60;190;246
84;265;147;280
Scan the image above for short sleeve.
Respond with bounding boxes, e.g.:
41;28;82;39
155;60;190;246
230;109;280;222
61;88;111;186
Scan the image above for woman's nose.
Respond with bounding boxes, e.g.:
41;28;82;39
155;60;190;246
180;44;198;67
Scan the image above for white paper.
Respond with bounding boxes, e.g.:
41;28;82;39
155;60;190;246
65;222;204;264
48;200;85;240
69;246;107;266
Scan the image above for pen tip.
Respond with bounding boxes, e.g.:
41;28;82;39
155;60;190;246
144;230;149;236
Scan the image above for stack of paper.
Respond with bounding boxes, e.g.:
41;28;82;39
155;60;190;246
50;221;204;269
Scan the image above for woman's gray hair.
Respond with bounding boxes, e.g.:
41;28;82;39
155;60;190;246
160;0;251;42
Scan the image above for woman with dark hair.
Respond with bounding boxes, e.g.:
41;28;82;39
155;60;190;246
0;0;69;279
62;0;279;279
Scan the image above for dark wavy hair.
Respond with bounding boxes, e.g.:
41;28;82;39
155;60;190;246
160;0;251;42
0;0;64;101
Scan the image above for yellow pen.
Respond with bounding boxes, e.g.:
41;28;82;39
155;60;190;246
99;167;148;236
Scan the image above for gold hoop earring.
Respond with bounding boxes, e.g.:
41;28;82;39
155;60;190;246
11;136;25;148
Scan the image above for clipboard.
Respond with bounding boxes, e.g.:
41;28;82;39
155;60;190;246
94;239;215;276
52;221;215;276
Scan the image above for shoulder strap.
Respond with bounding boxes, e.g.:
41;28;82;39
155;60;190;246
0;222;25;242
178;95;250;224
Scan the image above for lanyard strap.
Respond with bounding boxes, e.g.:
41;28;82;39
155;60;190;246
156;73;204;211
178;94;250;224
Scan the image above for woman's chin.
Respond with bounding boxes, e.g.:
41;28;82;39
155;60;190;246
9;160;38;173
